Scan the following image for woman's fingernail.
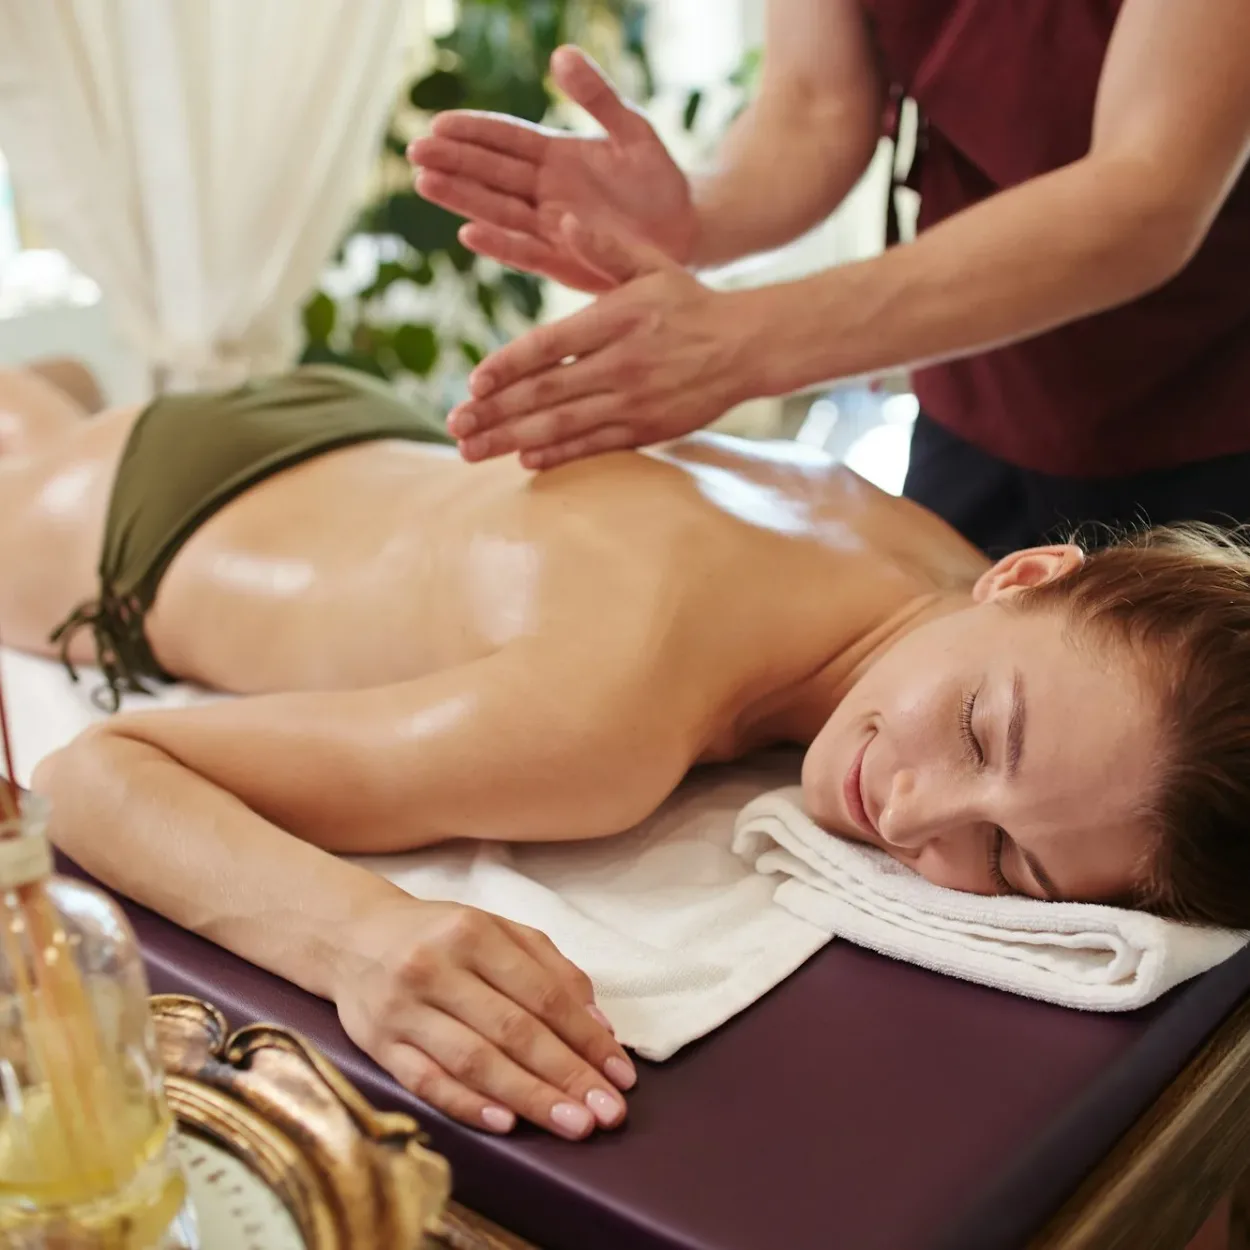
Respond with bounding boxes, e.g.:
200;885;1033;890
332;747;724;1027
470;371;494;397
587;1005;615;1034
551;1101;594;1137
604;1056;636;1091
481;1105;516;1133
585;1088;625;1128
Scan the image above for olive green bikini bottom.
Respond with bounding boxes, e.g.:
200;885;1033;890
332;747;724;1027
52;365;454;710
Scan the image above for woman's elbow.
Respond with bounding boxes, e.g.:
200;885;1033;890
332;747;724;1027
31;726;132;857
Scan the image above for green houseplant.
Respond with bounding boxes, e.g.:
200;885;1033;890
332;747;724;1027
300;0;652;404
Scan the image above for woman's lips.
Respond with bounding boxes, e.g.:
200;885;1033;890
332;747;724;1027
843;736;878;838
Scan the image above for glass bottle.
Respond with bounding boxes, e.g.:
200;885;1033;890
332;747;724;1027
0;792;198;1249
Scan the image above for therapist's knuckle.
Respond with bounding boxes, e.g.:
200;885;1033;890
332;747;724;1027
534;375;562;406
531;328;559;363
549;409;581;439
602;359;631;387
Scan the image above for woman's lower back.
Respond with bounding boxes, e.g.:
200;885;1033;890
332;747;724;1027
1;365;930;708
0;371;737;696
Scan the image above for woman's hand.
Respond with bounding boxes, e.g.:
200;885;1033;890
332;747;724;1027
336;897;636;1140
447;216;760;469
409;45;697;292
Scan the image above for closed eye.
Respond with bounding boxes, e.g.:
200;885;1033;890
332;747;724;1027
959;689;983;765
988;827;1014;894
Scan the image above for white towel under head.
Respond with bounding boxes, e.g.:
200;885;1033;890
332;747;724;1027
733;787;1248;1011
4;646;1245;1063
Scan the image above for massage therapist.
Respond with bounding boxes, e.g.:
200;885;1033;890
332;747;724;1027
409;0;1250;555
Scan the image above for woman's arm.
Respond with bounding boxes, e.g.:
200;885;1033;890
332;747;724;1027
35;649;679;1137
688;0;884;268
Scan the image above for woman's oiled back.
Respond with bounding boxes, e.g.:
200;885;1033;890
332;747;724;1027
9;405;987;709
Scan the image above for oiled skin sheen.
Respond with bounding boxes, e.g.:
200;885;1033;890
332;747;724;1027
0;380;989;1138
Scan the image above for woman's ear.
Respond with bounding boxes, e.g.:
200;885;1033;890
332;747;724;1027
972;544;1085;603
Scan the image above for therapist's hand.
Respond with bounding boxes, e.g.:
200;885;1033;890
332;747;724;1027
448;216;757;469
409;45;697;292
337;897;636;1139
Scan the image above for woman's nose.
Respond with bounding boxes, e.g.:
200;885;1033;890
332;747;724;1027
878;768;970;849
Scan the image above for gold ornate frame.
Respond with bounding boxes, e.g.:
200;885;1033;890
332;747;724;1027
147;978;1250;1250
151;995;533;1250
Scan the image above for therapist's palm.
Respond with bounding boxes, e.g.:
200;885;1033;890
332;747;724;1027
410;47;696;292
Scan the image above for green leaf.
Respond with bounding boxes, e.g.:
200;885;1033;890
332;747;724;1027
476;281;499;326
343;351;391;380
352;324;391;356
298;342;390;380
394;323;440;376
364;260;409;298
383;129;411;159
499;271;543;321
409;69;468;113
447;239;477;273
682;89;703;132
371;192;464;254
729;46;763;91
299;341;339;367
301;291;336;344
459;339;486;367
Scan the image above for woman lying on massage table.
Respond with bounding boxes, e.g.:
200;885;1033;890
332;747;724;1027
3;361;1250;1143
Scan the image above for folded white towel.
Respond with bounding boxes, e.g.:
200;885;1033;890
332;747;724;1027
732;787;1248;1010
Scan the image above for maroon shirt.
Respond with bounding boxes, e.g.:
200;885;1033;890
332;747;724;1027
863;0;1250;477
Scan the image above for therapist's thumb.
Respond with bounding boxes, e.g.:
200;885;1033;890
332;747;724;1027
560;214;670;286
551;45;650;144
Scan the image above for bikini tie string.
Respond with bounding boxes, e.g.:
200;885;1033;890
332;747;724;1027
50;589;158;714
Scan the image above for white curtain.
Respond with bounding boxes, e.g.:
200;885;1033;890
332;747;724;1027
0;0;411;391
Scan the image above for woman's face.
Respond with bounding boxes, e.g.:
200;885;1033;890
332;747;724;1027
802;549;1160;904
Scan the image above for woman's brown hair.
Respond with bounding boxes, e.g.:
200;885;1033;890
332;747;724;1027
1022;524;1250;928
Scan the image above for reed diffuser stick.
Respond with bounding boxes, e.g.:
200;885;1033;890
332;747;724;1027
0;643;17;822
0;630;126;1191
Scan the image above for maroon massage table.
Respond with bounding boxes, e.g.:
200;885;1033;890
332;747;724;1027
57;853;1250;1250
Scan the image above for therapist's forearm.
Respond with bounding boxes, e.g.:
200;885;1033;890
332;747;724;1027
688;91;879;271
737;155;1192;397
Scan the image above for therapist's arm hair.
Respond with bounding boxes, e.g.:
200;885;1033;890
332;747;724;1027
688;0;884;269
737;0;1250;395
